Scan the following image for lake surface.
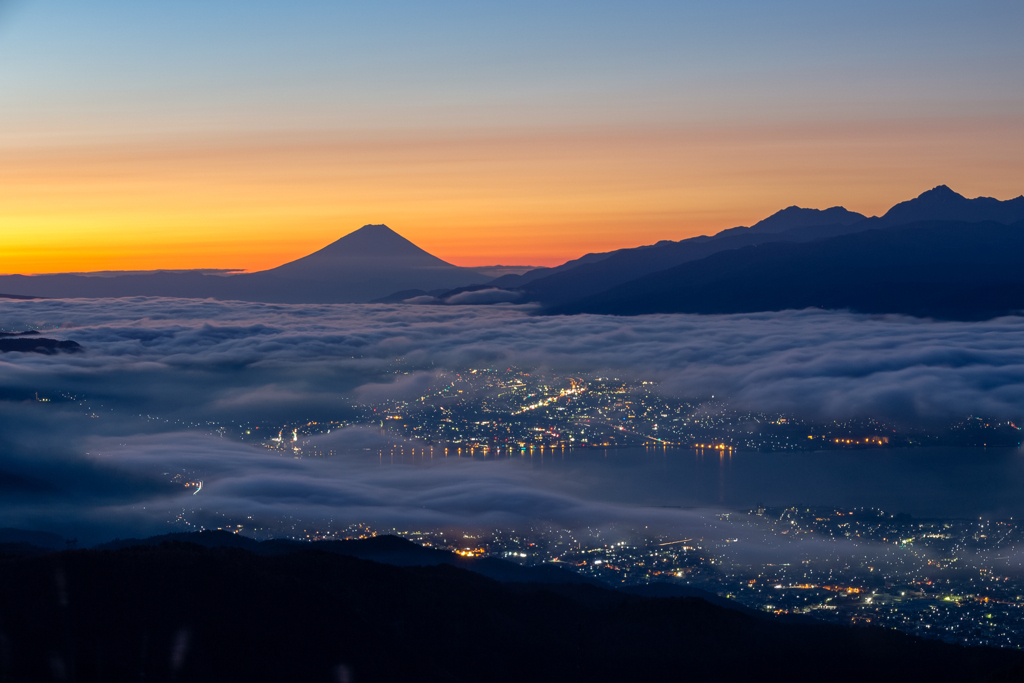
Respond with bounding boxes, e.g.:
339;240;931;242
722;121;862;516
386;445;1024;519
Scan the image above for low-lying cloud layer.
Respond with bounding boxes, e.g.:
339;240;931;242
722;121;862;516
2;298;1023;422
1;298;1023;543
0;426;859;568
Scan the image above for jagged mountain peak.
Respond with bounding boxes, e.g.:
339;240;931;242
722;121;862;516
880;185;1024;226
905;185;967;206
920;184;958;197
747;205;866;234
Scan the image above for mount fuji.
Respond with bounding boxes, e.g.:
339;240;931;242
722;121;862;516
0;225;490;304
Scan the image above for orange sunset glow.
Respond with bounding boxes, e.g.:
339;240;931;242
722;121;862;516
3;116;1021;274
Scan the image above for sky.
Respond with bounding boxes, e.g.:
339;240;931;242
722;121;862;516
1;0;1022;273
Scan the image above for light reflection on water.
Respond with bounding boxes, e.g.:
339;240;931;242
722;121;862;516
371;444;1024;519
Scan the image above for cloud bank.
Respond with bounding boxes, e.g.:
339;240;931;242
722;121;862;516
1;297;1023;545
1;298;1022;422
0;426;843;566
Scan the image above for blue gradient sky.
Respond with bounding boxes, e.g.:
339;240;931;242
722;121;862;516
1;0;1021;271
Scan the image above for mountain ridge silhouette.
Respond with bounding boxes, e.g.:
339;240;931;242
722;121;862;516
2;187;1022;312
878;185;1024;227
548;219;1024;319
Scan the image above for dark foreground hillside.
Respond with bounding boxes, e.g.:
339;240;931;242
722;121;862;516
1;543;1022;683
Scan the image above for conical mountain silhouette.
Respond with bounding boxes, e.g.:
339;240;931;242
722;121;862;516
264;225;463;281
228;224;489;302
0;224;489;303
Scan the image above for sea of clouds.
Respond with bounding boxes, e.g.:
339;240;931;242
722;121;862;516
1;298;1023;545
4;297;1024;421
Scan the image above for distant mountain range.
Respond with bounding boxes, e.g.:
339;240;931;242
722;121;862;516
3;186;1023;319
440;185;1024;319
550;220;1024;320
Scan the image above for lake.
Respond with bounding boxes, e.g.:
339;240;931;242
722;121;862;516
383;444;1024;519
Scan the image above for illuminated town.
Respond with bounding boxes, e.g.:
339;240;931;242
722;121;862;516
57;367;1017;453
237;367;1020;454
171;506;1024;650
50;369;1024;650
447;509;1024;650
